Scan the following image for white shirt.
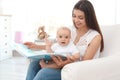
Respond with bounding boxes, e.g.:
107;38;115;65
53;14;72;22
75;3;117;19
71;28;100;59
51;41;79;57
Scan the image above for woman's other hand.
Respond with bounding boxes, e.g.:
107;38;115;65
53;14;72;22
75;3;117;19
40;59;61;69
24;42;34;45
39;59;48;68
24;42;38;49
51;55;72;68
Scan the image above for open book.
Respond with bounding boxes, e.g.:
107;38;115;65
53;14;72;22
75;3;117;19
13;43;67;60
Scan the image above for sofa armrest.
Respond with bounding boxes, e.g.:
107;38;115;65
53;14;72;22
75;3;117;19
61;55;120;80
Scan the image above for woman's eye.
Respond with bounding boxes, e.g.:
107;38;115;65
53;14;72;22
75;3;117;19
72;14;76;18
72;15;84;20
79;17;84;20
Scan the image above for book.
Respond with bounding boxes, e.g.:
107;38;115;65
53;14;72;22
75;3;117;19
13;43;67;60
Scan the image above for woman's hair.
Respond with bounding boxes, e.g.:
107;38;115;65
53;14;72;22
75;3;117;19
73;0;104;52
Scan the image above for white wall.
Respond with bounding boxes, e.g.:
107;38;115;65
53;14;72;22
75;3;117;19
90;0;116;25
0;0;120;42
116;0;120;24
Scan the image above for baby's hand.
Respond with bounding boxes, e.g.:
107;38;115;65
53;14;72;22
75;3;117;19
44;36;53;53
44;36;52;46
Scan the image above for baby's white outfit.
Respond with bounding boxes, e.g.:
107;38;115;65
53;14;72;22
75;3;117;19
51;41;79;57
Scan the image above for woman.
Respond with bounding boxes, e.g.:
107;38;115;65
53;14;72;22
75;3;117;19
25;0;104;80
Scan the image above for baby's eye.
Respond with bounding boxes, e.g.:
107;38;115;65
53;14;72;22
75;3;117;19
65;36;68;39
59;36;62;38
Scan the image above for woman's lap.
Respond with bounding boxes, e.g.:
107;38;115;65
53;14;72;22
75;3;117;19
26;59;61;80
26;59;41;80
34;68;61;80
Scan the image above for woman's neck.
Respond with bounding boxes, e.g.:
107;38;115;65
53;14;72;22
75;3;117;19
77;27;89;36
74;27;89;45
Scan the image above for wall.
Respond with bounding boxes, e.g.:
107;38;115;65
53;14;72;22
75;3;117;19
0;0;120;42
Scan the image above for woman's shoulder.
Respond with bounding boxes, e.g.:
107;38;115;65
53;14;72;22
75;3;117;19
86;29;101;43
89;29;100;34
88;29;100;37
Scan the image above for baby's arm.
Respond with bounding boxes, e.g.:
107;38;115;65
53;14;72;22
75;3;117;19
44;37;53;53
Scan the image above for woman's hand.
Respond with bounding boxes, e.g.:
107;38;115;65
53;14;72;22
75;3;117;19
24;42;34;45
39;59;48;68
51;55;72;68
24;42;38;50
39;59;61;69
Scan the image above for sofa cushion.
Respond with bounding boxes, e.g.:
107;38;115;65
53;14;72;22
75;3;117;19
100;25;120;57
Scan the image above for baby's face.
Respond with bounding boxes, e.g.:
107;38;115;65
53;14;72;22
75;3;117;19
56;29;71;46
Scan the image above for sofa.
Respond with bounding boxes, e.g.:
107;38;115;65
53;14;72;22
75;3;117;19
61;24;120;80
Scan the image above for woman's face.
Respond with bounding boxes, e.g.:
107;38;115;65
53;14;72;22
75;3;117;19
72;9;87;29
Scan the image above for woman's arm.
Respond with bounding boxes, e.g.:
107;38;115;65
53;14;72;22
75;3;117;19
52;35;102;68
24;42;46;50
82;35;101;60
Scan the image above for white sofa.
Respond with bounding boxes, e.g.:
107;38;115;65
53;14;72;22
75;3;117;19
61;24;120;80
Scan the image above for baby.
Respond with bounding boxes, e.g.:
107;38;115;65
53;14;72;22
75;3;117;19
45;26;80;62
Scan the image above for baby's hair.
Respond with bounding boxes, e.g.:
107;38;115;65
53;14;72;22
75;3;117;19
57;26;71;34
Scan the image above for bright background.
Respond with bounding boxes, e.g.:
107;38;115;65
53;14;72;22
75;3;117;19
0;0;120;42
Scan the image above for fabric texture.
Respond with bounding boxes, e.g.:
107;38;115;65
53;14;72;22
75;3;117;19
71;28;100;58
61;25;120;80
51;41;79;56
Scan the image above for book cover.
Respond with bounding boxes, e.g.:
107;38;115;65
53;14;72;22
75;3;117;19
13;43;67;60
